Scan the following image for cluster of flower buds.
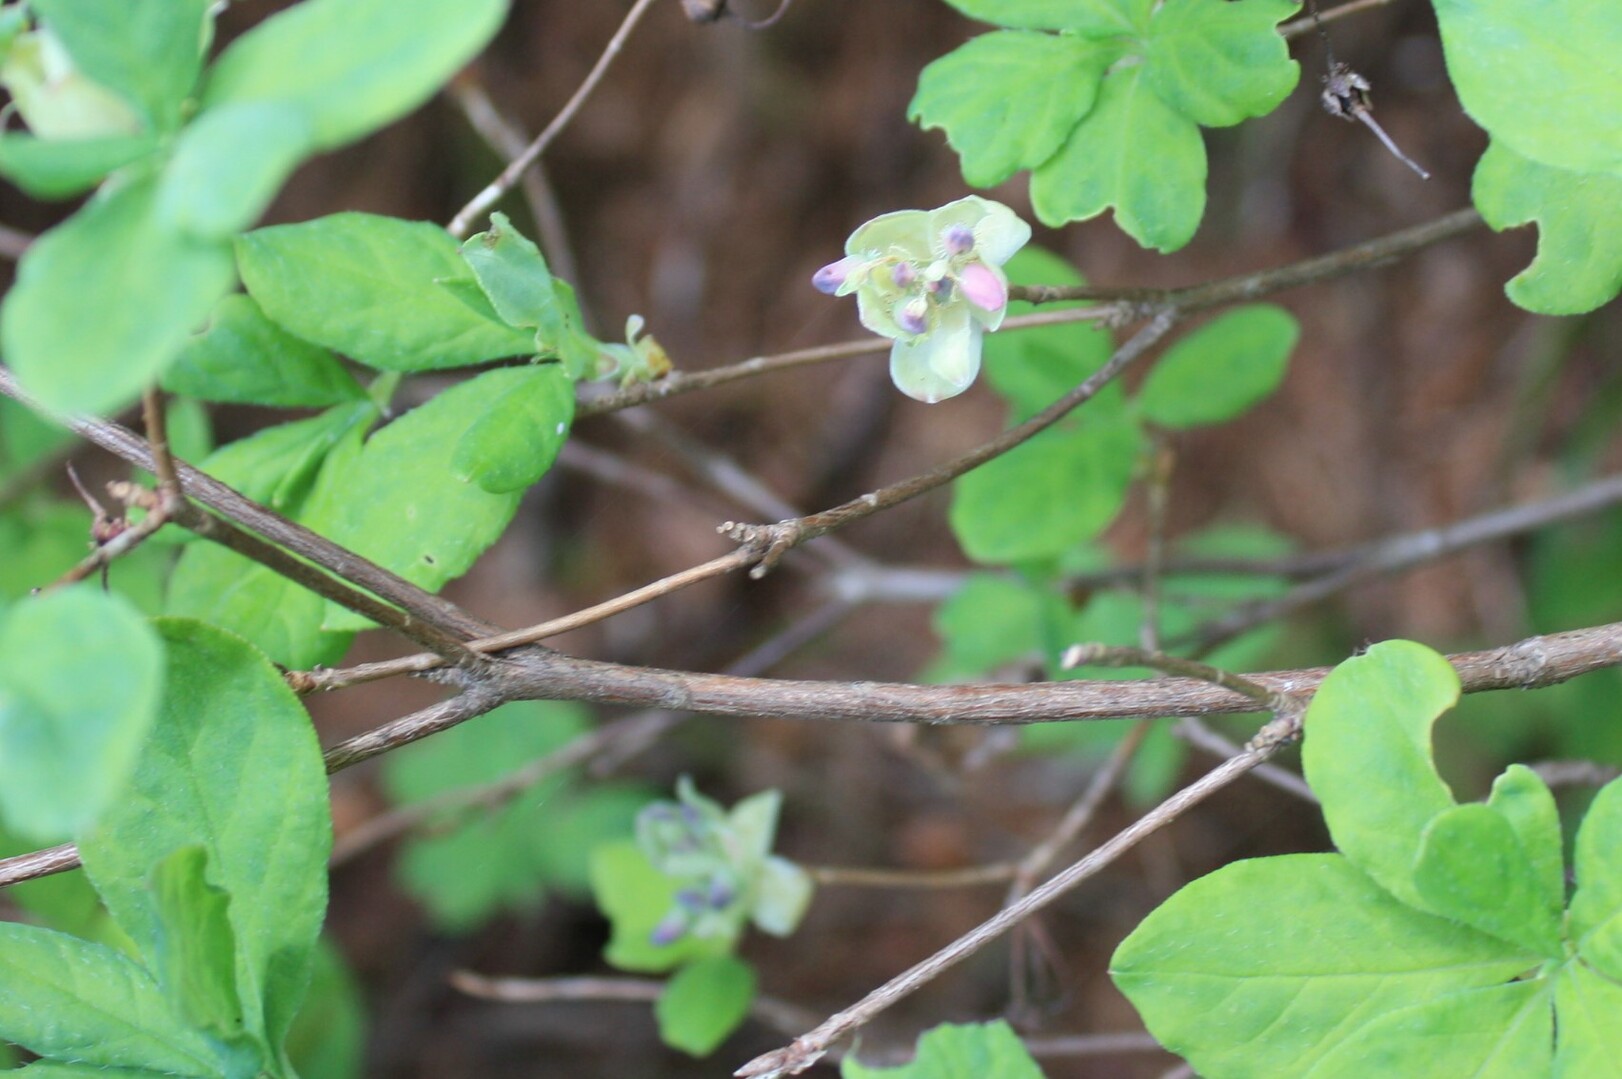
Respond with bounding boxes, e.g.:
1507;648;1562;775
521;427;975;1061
635;781;755;947
813;196;1031;403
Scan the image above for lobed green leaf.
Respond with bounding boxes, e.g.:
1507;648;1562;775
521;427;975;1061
157;101;313;239
1471;139;1622;315
1142;0;1298;128
1111;854;1535;1077
841;1019;1045;1078
1433;0;1622;176
909;32;1113;188
1030;68;1205;252
0;131;157;197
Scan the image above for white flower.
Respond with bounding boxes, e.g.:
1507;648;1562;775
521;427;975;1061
812;196;1031;402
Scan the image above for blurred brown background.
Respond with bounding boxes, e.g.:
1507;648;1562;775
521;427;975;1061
11;0;1620;1075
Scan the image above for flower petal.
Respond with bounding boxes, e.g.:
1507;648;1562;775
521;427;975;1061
888;305;982;403
846;209;932;260
971;200;1033;266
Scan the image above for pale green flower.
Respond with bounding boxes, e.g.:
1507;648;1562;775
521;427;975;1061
813;196;1031;402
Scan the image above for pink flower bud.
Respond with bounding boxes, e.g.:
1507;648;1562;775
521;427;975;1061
897;297;929;336
812;256;856;295
958;261;1007;313
891;261;917;288
942;224;975;255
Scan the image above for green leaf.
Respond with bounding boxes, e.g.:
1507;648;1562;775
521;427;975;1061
317;369;536;630
938;0;1150;35
982;246;1115;421
168;408;370;668
1136;305;1298;428
1142;0;1299;128
0;587;163;841
164;294;365;407
79;619;332;1052
193;402;374;511
1111;854;1535;1077
950;413;1142;563
1308;980;1551;1078
30;0;213;133
284;939;366;1079
1411;805;1562;957
157;101;313;239
1432;0;1622;175
148;846;252;1052
589;841;733;973
202;0;508;152
381;700;648;931
1299;640;1461;912
654;955;757;1057
1471;139;1622;315
1569;777;1622;981
841;1019;1045;1078
925;573;1051;682
237;213;534;371
1030;67;1205;251
909;31;1113;187
451;364;574;493
2;174;235;415
1485;765;1566;931
458;214;602;379
0;920;216;1075
0;131;157;197
1554;962;1622;1073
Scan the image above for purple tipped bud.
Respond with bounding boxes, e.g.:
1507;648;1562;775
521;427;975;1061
959;261;1007;313
675;887;708;911
706;876;736;909
928;276;954;301
897;297;930;336
812;256;856;295
891;261;917;288
943;224;975;255
650;910;689;947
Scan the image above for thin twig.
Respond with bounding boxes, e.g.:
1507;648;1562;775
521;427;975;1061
1182;471;1622;652
720;314;1179;576
448;0;660;238
291;549;757;694
448;71;584;291
735;716;1301;1077
804;863;1017;888
0;222;33;259
450;972;832;1056
1280;0;1394;39
1174;716;1317;803
582;209;1481;418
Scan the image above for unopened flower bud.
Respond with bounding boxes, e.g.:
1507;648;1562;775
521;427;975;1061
942;224;975;255
897;297;930;336
706;875;736;910
650;910;689;946
958;261;1007;313
928;276;955;301
675;887;708;911
891;261;917;288
812;257;856;295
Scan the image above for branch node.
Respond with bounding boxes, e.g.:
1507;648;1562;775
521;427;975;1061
720;519;803;578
